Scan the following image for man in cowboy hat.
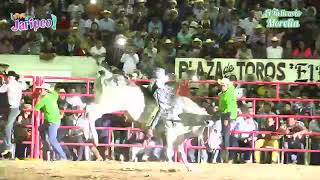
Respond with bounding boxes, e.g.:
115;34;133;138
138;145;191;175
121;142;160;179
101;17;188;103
217;78;238;162
0;63;9;75
35;83;67;160
266;36;283;59
0;71;28;156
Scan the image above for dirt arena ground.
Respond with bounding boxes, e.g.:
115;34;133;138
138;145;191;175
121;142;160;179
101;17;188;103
0;160;318;180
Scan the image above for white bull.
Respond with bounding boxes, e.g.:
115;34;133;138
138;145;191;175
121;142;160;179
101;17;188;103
86;68;218;171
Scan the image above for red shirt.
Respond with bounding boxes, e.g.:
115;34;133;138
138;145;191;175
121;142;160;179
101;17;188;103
292;48;312;58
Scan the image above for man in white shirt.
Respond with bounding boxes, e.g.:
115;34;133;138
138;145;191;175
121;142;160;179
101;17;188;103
98;10;115;33
266;36;283;59
84;16;99;32
239;11;258;36
90;40;106;65
0;71;28;156
120;47;139;75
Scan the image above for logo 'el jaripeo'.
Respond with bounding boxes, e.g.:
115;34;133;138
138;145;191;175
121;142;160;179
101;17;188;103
10;13;57;32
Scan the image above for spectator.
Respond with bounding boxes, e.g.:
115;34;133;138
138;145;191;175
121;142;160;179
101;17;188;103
86;22;101;41
229;104;258;163
35;83;67;160
163;39;177;65
132;31;145;51
139;52;154;78
34;1;53;19
200;39;218;59
120;47;140;75
71;12;87;35
265;29;285;47
200;11;212;30
292;40;313;58
90;40;106;65
239;10;258;36
14;103;32;159
206;0;220;27
133;0;148;18
163;0;178;21
163;9;181;38
96;114;112;161
115;8;130;33
222;39;237;58
24;0;35;17
40;41;56;61
178;0;193;21
189;21;199;36
266;36;283;59
65;105;103;161
147;15;163;35
0;38;14;54
193;0;206;21
248;25;266;58
99;10;116;37
57;0;69;15
0;71;28;157
67;0;85;20
257;102;276;128
309;118;320;165
254;117;280;164
235;41;253;59
143;39;157;58
57;14;71;30
256;76;276;98
214;14;232;43
177;21;193;50
283;40;293;58
282;117;308;164
188;38;202;58
252;3;263;21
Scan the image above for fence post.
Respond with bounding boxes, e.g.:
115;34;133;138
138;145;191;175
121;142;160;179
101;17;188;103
32;76;43;158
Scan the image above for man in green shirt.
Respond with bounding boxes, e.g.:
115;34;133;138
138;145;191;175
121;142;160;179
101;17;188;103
35;83;67;160
217;78;238;163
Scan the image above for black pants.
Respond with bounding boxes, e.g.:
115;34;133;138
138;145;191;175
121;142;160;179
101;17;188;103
221;112;232;149
229;136;252;161
284;138;304;164
15;143;31;159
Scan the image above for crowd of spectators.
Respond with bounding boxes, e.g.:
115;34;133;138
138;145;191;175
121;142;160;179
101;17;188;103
0;0;320;76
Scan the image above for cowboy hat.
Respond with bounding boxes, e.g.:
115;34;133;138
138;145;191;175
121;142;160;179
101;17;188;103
205;39;215;44
35;83;52;91
102;9;112;14
271;36;279;41
6;71;20;79
168;0;177;5
193;38;202;42
165;39;172;44
217;78;232;86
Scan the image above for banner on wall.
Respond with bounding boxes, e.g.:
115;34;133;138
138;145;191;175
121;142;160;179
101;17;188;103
175;58;320;82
